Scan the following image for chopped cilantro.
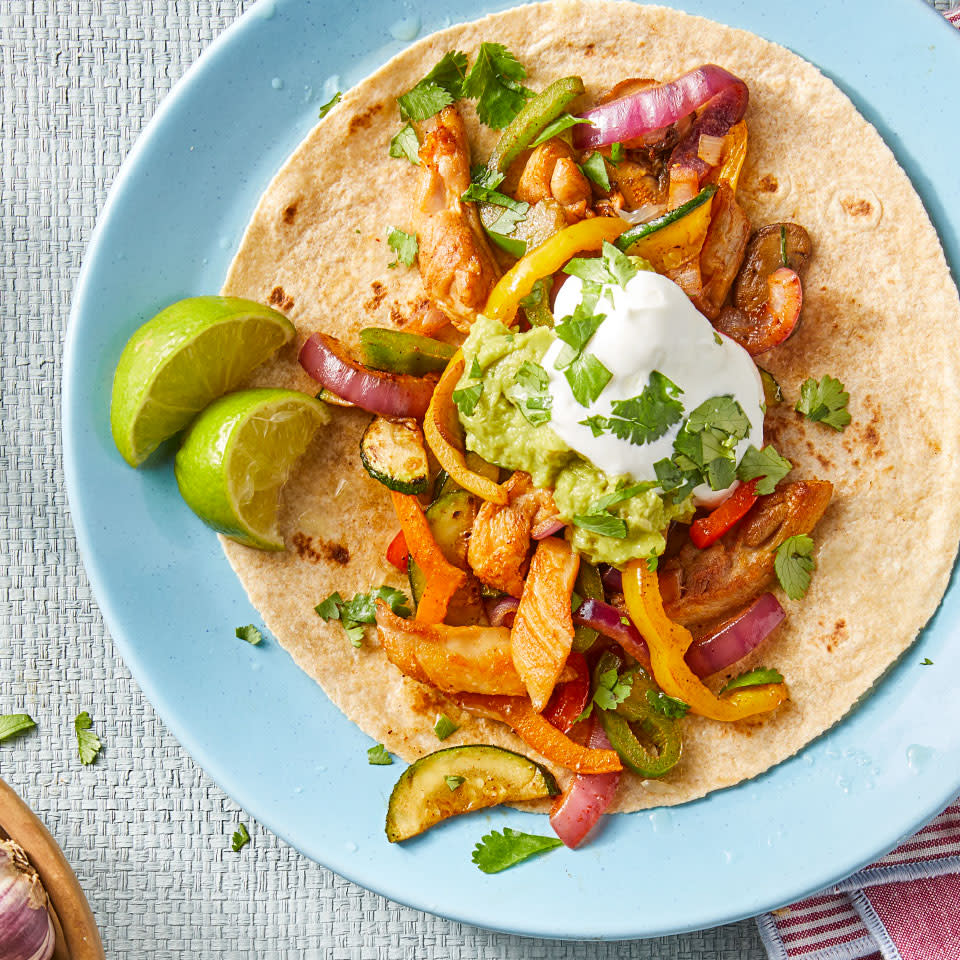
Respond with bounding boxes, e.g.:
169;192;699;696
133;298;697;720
367;743;393;765
453;382;484;417
74;711;102;765
397;51;468;121
572;513;627;539
587;481;657;514
564;353;612;407
386;227;417;268
316;586;411;647
686;395;750;437
646;555;658;572
445;775;466;791
706;456;736;491
469;356;483;379
388;123;420;165
552;302;611;406
583;371;684;447
506;360;552;426
461;183;528;213
921;658;934;666
564;241;637;292
593;665;635;712
317;91;341;119
713;331;723;346
231;823;251;852
774;535;816;601
470;164;506;189
796;375;851;431
579;151;610;191
554;304;606;363
471;828;563;873
645;690;690;719
519;277;554;327
433;714;459;741
720;667;785;694
463;43;532;129
530;112;594;147
235;624;263;646
0;714;35;744
609;141;625;164
736;444;792;495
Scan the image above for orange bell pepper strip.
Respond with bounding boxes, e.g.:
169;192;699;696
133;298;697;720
390;491;467;624
455;692;622;774
705;120;748;195
423;352;510;505
483;217;629;326
688;479;758;550
622;560;787;721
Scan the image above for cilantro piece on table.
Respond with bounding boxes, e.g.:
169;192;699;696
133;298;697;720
388;122;420;165
921;658;934;666
235;624;263;646
386;227;418;268
397;51;468;121
231;823;251;852
796;375;851;431
645;690;690;719
774;535;816;601
736;445;792;495
530;112;593;147
317;91;341;119
581;371;684;447
472;828;563;874
74;711;102;765
315;586;411;647
367;743;394;765
579;151;610;191
462;43;532;129
445;775;466;791
433;714;459;741
720;667;785;694
505;360;552;426
0;714;36;744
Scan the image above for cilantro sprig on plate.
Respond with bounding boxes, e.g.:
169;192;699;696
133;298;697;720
472;827;563;873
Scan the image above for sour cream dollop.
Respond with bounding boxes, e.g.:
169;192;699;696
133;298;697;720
542;270;765;508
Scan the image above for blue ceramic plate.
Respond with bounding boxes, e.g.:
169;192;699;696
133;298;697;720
64;0;960;940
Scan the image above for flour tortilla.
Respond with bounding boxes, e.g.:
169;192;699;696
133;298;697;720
219;1;960;811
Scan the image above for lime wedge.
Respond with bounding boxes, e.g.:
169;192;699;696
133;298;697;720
174;389;328;550
110;296;296;467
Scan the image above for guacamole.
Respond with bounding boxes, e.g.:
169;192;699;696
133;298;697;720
457;315;694;566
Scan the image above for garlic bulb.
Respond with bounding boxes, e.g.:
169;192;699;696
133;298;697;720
0;838;55;960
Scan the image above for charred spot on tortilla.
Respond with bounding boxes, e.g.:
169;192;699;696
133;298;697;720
292;532;351;566
282;201;299;224
348;101;385;135
583;42;595;56
841;197;873;217
268;285;294;312
365;281;388;312
757;175;778;193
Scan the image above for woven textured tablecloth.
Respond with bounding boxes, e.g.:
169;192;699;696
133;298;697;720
0;2;951;957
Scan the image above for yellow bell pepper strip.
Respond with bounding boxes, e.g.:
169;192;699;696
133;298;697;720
622;560;788;721
483;217;629;325
423;352;510;505
706;120;748;195
390;491;467;624
455;692;623;774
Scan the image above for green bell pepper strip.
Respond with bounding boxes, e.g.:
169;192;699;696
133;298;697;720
571;560;604;653
487;76;586;174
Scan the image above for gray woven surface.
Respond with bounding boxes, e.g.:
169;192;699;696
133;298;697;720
0;1;947;957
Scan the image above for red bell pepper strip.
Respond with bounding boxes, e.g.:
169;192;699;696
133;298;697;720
386;530;409;572
688;479;758;549
540;652;590;734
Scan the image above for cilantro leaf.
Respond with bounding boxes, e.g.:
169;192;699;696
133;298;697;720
386;227;418;267
0;714;36;744
470;164;505;189
469;356;483;379
462;43;532;129
314;591;343;620
453;382;484;416
572;513;627;539
645;690;690;718
317;91;341;119
564;353;612;407
433;714;459;741
736;445;792;495
720;667;785;694
686;395;750;439
367;743;393;765
796;375;851;431
774;534;816;600
588;371;684;447
646;555;658;572
921;658;934;666
461;183;529;213
505;360;552;426
471;828;563;873
316;586;411;647
602;241;639;289
609;142;625;164
445;775;466;791
530;112;593;147
564;241;637;291
231;823;251;852
705;456;736;492
580;151;610;191
553;303;606;365
593;665;635;712
388;123;420;164
235;624;263;646
587;481;657;514
397;51;468;121
74;711;102;765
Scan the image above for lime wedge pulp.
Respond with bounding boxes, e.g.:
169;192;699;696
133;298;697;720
174;389;328;550
110;296;296;467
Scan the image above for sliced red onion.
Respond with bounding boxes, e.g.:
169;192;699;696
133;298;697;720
685;593;785;678
549;717;621;848
574;599;650;671
531;519;565;540
484;595;519;628
0;839;55;960
573;64;747;150
600;565;623;596
299;332;435;419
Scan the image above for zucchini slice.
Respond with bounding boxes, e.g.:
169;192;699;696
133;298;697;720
615;184;717;253
386;744;559;842
425;491;476;568
360;417;429;494
359;328;455;376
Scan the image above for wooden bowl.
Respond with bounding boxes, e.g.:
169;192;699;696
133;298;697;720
0;777;104;960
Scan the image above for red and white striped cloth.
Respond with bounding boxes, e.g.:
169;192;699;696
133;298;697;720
757;799;960;959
